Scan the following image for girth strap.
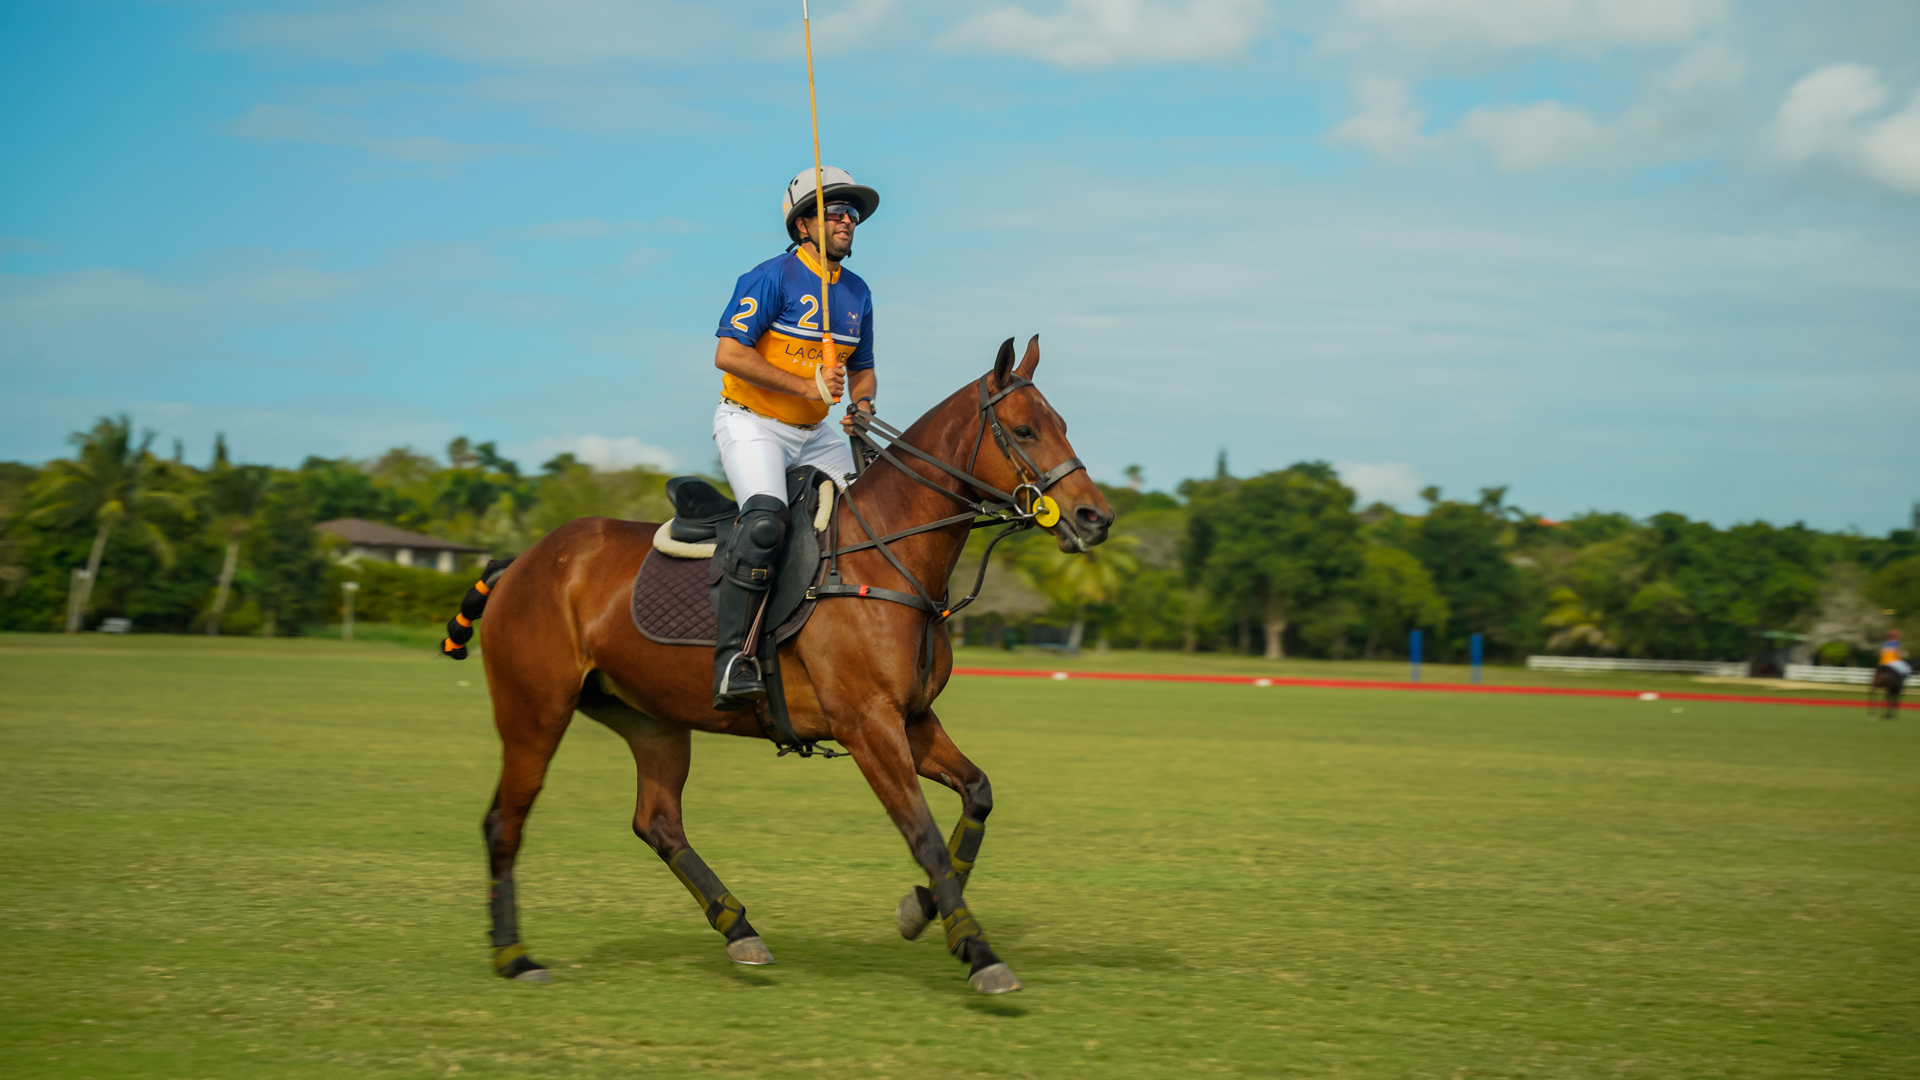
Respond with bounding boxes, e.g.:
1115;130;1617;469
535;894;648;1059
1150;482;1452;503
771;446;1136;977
809;581;938;612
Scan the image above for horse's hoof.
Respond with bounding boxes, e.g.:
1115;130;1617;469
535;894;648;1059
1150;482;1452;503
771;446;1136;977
513;967;553;983
727;936;774;965
897;891;933;941
968;962;1023;994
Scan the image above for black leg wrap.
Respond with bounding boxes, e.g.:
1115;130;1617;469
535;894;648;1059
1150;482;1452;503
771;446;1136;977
947;815;985;890
669;849;754;941
964;937;1004;975
488;877;520;949
487;877;547;979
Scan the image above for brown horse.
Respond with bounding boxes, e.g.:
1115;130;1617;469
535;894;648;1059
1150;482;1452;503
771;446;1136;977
1870;665;1906;719
460;337;1110;994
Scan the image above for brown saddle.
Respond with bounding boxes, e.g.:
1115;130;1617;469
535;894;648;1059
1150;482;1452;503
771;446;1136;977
629;466;832;648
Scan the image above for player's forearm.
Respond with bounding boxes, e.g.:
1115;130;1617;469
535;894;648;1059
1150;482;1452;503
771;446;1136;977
848;368;876;407
714;339;813;398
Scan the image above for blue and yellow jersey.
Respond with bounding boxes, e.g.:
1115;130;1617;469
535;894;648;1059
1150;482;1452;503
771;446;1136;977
715;246;874;426
1881;640;1905;666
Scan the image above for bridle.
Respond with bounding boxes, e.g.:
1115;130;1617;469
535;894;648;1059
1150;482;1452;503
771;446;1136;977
756;372;1084;756
817;371;1085;622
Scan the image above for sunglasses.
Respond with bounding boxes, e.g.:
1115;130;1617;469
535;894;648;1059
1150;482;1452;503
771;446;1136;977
819;202;861;224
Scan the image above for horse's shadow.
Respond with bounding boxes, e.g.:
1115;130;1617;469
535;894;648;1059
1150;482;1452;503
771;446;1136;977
588;935;780;988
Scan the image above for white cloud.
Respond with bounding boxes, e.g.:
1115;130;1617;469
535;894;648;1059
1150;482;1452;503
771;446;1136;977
1328;0;1726;58
228;0;729;71
1861;101;1920;194
1458;100;1607;170
1775;64;1886;161
1336;461;1423;506
469;76;710;133
1773;63;1920;195
522;433;677;472
227;104;522;163
941;0;1268;67
807;0;900;52
1327;78;1432;162
1341;42;1746;171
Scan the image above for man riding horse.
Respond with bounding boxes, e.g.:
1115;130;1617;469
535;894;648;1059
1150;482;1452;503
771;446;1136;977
1875;628;1909;719
708;166;880;711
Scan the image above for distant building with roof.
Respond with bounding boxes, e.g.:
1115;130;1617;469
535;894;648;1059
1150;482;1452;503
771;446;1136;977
315;518;487;573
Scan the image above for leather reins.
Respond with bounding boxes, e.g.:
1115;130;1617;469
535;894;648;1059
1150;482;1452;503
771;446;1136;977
806;372;1085;715
817;372;1084;618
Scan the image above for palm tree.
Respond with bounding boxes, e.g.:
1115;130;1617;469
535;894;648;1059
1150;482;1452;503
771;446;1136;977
1020;535;1140;653
202;434;270;635
31;416;191;632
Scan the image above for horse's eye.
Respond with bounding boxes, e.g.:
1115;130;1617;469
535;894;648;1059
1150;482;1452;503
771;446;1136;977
1013;425;1036;439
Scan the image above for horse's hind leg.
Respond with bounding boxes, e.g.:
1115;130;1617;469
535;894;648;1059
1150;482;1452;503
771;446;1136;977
602;708;773;965
481;696;574;981
897;711;993;943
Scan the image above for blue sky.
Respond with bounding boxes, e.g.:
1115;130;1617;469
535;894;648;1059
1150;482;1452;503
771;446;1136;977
2;0;1917;530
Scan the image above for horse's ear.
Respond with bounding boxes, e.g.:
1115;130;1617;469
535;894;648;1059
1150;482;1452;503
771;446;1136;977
1015;335;1040;379
990;337;1016;389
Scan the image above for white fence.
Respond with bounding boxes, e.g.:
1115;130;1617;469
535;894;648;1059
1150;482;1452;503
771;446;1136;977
1782;664;1876;686
1527;656;1883;685
1525;656;1747;677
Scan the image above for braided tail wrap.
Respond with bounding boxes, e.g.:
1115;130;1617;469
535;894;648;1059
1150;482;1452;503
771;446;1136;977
441;558;515;660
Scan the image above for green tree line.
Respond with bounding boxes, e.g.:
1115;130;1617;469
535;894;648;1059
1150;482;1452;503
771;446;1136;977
961;457;1920;664
3;417;1917;663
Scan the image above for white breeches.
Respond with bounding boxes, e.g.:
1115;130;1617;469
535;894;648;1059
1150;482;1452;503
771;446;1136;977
712;401;855;506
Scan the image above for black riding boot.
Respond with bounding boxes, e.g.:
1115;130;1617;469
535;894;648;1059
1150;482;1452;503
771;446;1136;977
711;576;768;711
711;494;788;711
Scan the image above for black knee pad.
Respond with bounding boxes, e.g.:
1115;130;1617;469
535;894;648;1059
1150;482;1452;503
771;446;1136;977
721;494;788;590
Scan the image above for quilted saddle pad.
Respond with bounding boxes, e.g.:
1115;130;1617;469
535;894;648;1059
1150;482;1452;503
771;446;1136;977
629;549;823;648
630;549;716;645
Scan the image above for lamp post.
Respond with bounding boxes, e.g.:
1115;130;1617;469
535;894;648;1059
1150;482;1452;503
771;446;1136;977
341;580;360;642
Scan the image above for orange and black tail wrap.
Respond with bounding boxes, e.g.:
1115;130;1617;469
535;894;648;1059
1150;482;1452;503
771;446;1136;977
442;558;514;660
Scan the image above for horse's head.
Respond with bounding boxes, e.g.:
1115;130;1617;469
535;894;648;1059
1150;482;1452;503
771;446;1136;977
976;336;1112;553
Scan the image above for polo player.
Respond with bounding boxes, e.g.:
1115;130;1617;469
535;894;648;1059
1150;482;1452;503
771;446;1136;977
1877;627;1909;719
707;166;881;710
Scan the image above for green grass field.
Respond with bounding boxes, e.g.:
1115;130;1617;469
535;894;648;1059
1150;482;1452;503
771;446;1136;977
3;633;1914;1078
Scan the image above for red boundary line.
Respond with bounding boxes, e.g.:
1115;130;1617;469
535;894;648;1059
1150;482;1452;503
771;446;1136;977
949;667;1914;710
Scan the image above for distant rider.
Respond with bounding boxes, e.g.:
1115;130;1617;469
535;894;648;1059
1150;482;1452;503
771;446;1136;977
707;166;880;710
1876;628;1909;719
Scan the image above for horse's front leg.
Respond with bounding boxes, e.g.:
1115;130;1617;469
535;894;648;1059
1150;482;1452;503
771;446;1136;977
837;712;1021;994
896;711;992;943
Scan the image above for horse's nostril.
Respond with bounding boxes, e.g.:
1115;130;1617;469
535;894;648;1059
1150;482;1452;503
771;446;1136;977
1076;507;1107;529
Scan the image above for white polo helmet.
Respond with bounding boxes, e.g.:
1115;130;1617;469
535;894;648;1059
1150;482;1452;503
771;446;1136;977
782;166;880;242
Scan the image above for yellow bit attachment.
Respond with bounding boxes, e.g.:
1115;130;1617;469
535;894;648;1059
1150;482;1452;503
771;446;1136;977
1034;495;1061;528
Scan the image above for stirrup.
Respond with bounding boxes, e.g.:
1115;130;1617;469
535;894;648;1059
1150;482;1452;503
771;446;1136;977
714;652;766;710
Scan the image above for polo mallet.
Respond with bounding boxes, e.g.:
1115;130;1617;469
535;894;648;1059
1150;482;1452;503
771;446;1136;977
802;0;840;408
